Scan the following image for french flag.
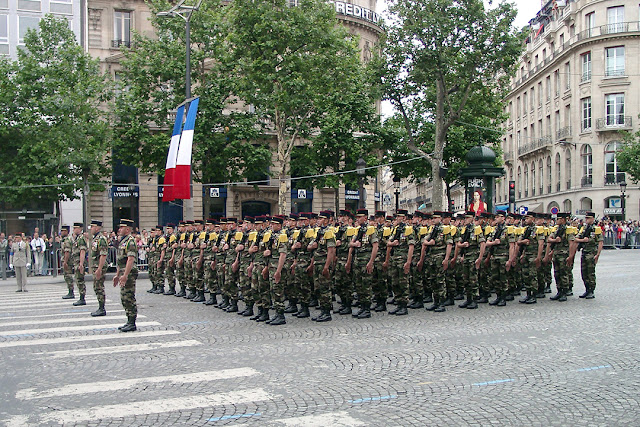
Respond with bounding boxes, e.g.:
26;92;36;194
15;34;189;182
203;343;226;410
162;104;185;202
172;97;200;200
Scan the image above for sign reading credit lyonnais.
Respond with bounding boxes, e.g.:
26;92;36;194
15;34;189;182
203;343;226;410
333;1;380;25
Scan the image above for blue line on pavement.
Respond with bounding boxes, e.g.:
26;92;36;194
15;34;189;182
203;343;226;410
62;309;90;313
577;365;612;372
473;379;515;386
208;413;261;422
178;321;210;325
350;395;397;404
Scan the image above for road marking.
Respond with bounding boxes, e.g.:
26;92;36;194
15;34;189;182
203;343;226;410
269;411;366;426
577;365;612;372
0;329;179;348
0;315;144;328
0;300;103;309
472;379;515;386
208;413;261;422
0;321;161;337
34;339;202;359
0;303;122;314
33;388;275;424
17;367;259;400
418;381;434;385
349;395;397;404
0;310;126;320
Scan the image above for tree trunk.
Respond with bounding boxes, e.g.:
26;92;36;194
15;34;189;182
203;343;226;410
445;182;452;212
334;187;339;214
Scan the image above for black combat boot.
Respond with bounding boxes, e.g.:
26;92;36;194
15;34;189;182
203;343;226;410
535;287;546;298
284;300;298;314
489;293;501;306
408;298;424;309
90;303;106;317
525;293;537;304
557;290;567;302
296;304;310;318
225;300;239;312
119;315;137;332
241;304;254;317
185;288;196;300
147;284;157;293
154;285;165;294
466;297;478;309
579;290;589;298
442;295;455;306
426;296;439;311
519;291;531;303
454;292;465;301
204;293;217;306
72;295;86;306
352;304;365;318
357;306;371;319
250;307;263;321
423;294;433;304
566;289;573;296
268;311;286;326
218;296;230;309
584;289;595;299
545;284;552;293
257;308;270;322
313;309;332;322
504;292;515;301
175;285;186;297
459;295;471;308
164;282;176;295
373;299;387;312
62;290;75;300
496;292;506;307
394;303;408;316
192;290;205;303
433;299;446;312
477;291;489;304
338;305;352;315
550;290;562;300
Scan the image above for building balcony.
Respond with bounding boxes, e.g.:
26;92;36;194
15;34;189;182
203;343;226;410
517;136;552;157
556;126;572;141
605;173;625;185
596;116;632;132
111;39;132;48
581;176;593;188
504;151;514;164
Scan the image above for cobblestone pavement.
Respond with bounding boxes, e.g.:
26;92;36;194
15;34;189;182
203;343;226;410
0;250;639;426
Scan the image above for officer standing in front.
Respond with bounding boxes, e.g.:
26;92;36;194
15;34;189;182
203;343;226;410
89;220;108;317
567;211;603;299
60;225;76;299
113;219;138;332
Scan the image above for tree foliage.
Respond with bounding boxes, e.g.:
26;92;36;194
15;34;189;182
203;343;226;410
113;0;271;185
375;0;523;210
0;15;110;205
618;122;640;183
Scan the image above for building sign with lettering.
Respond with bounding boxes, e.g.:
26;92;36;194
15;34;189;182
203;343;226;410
110;185;139;200
345;189;360;200
333;1;380;25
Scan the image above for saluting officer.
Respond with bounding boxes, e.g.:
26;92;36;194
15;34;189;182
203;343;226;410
545;212;575;302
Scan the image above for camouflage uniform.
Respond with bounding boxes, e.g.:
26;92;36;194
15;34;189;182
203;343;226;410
147;235;158;291
518;221;539;300
294;226;315;306
90;232;109;307
488;222;510;303
268;228;290;313
578;223;603;296
214;230;228;297
62;234;75;294
223;228;242;306
388;223;416;309
252;229;271;311
373;223;392;308
238;229;256;309
549;223;575;298
460;223;485;302
192;230;206;295
426;222;454;303
312;226;336;311
333;225;354;309
71;233;88;298
410;225;429;305
203;229;219;303
164;232;178;294
352;224;379;308
117;233;139;319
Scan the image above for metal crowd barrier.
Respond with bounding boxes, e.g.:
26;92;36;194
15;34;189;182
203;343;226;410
603;231;640;249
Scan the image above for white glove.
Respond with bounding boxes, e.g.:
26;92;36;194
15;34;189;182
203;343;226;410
9;264;13;269
26;263;31;268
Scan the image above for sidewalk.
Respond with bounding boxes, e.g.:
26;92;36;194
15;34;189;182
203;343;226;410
0;272;149;289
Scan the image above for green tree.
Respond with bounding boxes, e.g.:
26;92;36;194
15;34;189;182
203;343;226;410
226;0;373;214
0;15;110;213
618;121;640;182
112;0;271;187
376;0;523;210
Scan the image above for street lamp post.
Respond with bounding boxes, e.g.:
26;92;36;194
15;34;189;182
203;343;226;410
157;0;202;220
356;157;366;210
393;176;401;213
620;181;627;221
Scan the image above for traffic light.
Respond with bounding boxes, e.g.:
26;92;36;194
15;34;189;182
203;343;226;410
509;181;516;204
450;199;455;211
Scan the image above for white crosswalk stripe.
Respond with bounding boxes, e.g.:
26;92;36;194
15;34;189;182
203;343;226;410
0;309;127;321
33;339;202;358
0;303;122;313
17;368;259;400
16;388;276;425
0;300;104;309
0;321;161;336
0;314;145;327
224;411;367;426
0;329;181;348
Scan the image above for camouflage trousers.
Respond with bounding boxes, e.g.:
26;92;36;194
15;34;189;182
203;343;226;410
294;256;313;305
333;255;353;305
165;262;176;290
120;271;138;318
409;259;423;301
238;259;253;305
462;253;480;298
63;264;75;292
269;261;288;312
184;256;194;290
353;255;374;305
553;252;571;292
224;261;239;301
192;257;204;291
176;260;185;289
313;260;333;310
478;259;490;294
389;253;410;305
428;252;446;300
283;259;295;302
580;252;597;292
520;252;537;293
203;258;216;294
490;255;509;294
74;263;86;296
373;256;388;302
92;266;106;305
148;254;157;286
215;257;225;293
444;259;457;297
252;262;270;309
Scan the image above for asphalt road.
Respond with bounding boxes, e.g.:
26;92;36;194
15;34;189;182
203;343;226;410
0;249;638;426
